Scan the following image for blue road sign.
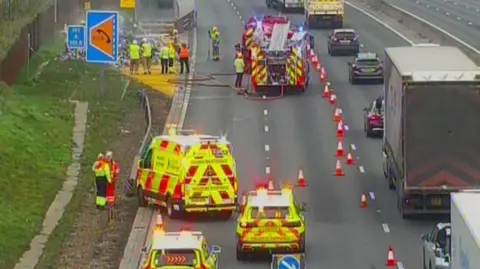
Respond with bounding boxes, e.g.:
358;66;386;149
67;25;85;49
278;255;300;269
85;10;120;64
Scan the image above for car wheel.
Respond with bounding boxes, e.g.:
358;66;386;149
422;250;427;269
388;171;395;190
236;246;246;261
429;261;432;269
166;196;180;219
137;187;148;207
350;76;356;84
366;125;373;137
327;47;331;55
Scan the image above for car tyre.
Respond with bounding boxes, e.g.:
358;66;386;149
422;250;427;269
299;234;306;253
137;187;148;207
350;75;356;85
365;124;373;137
236;246;246;261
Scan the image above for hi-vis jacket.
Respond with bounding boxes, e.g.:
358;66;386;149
136;131;239;216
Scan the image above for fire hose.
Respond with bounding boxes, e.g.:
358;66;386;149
166;72;243;87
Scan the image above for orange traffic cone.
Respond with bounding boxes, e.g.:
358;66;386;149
346;152;355;165
336;141;344;157
315;62;322;72
334;160;345;176
333;107;342;122
320;71;326;82
337;121;344;138
297;169;307;187
385;246;397;267
312;55;318;65
360;193;368;208
322;83;331;99
329;93;337;105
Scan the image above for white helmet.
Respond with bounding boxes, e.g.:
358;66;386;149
133;40;138;44
142;37;147;43
105;151;113;157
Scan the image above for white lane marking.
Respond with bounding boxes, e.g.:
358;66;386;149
397;262;405;269
350;144;356;151
382;223;391;233
265;144;270;152
344;124;349;131
359;166;365;174
263;109;268;116
369;192;375;200
265;166;271;174
345;1;414;45
264;125;269;132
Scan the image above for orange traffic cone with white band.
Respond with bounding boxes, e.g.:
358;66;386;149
336;141;344;157
315;62;322;72
333;107;342;122
312;55;318;65
322;82;331;99
297;169;307;187
320;71;326;82
329;93;337;105
346;152;355;165
334;160;345;176
385;246;397;267
360;193;368;208
337;121;344;138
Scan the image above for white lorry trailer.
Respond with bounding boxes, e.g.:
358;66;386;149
382;46;480;218
450;191;480;269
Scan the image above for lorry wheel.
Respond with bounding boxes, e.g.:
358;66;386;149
236;246;246;261
137;187;148;207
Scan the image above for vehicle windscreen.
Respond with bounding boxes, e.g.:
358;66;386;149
334;32;355;40
249;206;291;219
152;249;198;267
357;59;379;66
405;83;480;189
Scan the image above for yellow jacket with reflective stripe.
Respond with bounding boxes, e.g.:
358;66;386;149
93;161;112;183
142;43;152;57
129;44;140;59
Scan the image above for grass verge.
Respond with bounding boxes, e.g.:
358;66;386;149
0;36;144;269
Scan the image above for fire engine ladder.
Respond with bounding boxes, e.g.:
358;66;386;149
266;23;291;85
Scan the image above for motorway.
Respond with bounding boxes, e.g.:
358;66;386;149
384;0;480;48
149;0;439;268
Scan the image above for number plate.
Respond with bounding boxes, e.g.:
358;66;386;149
191;198;209;204
430;197;442;206
259;227;277;233
362;68;375;72
340;40;350;44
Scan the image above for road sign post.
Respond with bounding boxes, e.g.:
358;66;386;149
86;10;120;97
67;25;86;49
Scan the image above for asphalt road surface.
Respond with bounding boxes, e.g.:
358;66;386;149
383;0;480;48
150;1;440;268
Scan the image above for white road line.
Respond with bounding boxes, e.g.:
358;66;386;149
265;166;271;174
369;192;375;200
264;125;269;132
265;144;270;152
263;109;268;116
345;1;414;44
382;223;391;233
358;166;365;174
397;261;405;269
350;144;356;151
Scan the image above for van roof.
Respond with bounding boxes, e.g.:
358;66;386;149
152;232;203;250
248;189;292;207
153;135;231;147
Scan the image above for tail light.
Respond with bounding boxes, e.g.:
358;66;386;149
283;221;302;227
173;184;183;199
240;222;257;228
352;65;360;71
377;65;383;71
332;37;338;42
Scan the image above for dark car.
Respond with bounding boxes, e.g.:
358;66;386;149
327;29;360;56
348;52;384;84
364;98;384;137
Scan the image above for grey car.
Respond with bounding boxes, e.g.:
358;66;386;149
327;29;360;56
421;222;451;269
348;52;384;84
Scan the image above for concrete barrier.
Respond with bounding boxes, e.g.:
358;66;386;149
359;0;480;64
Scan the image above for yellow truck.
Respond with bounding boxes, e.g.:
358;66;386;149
304;0;344;29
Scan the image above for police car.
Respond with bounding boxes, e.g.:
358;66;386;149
236;180;308;261
348;52;384;84
141;215;222;269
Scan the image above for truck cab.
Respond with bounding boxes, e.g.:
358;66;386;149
422;223;451;269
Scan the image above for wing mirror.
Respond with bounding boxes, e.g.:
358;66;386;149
301;202;309;212
421;234;426;241
141;246;148;253
211;245;222;254
363;107;369;112
138;159;144;168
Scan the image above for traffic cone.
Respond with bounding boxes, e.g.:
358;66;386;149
268;178;274;190
320;71;326;82
334;160;345;176
329;93;337;105
320;67;327;81
333;107;342;122
297;169;307;187
385;246;397;267
322;82;331;99
312;55;318;65
337;121;344;138
360;193;368;208
315;62;322;72
346;152;355;165
336;141;344;157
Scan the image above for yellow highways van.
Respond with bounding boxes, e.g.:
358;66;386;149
136;128;239;219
